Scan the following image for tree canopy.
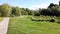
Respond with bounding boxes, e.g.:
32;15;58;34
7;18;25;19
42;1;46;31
0;3;60;17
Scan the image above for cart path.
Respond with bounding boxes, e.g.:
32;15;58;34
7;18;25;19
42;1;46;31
0;18;10;34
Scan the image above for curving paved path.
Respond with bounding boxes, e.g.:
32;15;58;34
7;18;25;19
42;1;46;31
0;18;10;34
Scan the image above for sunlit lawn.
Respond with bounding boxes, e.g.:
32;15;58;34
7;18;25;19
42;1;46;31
7;16;60;34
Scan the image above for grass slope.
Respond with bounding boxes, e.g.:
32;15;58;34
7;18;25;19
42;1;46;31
7;16;60;34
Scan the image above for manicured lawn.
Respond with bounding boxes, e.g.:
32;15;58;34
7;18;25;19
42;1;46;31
7;16;60;34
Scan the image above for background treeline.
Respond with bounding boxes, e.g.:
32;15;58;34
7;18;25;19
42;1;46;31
0;3;60;17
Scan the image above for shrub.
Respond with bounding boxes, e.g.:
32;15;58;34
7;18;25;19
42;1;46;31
50;19;55;22
30;17;40;21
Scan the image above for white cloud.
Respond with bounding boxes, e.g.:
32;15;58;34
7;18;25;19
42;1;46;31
28;4;49;10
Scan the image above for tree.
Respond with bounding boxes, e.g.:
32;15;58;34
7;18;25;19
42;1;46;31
48;3;58;8
25;8;33;15
40;9;51;16
21;8;28;15
0;4;12;17
11;7;21;16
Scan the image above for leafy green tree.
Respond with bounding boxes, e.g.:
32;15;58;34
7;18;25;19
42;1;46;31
21;8;28;15
25;8;33;15
0;4;12;17
11;7;21;16
48;3;58;8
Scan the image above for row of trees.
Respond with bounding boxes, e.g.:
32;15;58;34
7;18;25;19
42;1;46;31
40;3;60;16
0;4;36;17
0;4;26;17
0;3;60;17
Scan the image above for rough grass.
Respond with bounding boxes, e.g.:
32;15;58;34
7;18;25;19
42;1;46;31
7;16;60;34
0;17;4;21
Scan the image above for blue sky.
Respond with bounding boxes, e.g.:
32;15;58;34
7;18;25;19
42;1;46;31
0;0;59;9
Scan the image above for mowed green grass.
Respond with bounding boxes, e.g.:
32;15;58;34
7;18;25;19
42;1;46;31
7;16;60;34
